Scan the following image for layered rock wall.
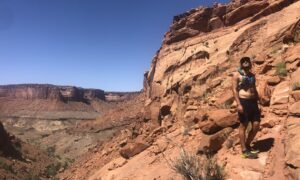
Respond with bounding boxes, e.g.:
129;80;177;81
0;84;105;102
144;0;300;178
163;0;298;45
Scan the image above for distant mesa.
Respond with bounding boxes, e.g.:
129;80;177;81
0;84;105;103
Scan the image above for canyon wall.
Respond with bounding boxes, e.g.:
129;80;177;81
0;84;105;102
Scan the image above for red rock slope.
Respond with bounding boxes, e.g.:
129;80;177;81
61;0;300;179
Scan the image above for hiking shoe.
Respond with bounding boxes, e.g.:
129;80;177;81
246;145;259;154
248;147;259;154
241;150;258;159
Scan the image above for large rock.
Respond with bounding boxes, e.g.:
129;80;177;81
291;91;300;101
199;109;238;134
198;127;233;154
270;81;290;105
267;76;281;86
119;141;150;159
215;90;234;106
285;44;300;63
258;81;273;106
289;102;300;116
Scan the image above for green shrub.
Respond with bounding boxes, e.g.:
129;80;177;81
275;62;287;77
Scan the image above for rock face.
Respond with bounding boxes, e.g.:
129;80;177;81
0;84;105;102
163;0;297;45
145;0;300;127
225;1;269;26
140;0;300;179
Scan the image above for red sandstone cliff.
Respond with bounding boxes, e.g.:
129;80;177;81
60;0;300;179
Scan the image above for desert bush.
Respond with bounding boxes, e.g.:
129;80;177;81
169;148;225;180
0;159;14;173
275;62;287;77
44;162;61;177
46;146;56;157
217;101;231;109
203;156;224;180
170;148;200;180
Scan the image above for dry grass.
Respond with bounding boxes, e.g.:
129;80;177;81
275;62;287;77
167;147;225;180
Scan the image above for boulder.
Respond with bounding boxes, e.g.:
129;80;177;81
215;91;234;106
198;127;233;154
267;76;281;86
119;141;150;159
199;109;238;135
199;120;220;135
270;81;290;105
285;44;300;63
258;81;273;106
289;102;300;116
291;91;300;102
270;104;288;116
209;109;238;128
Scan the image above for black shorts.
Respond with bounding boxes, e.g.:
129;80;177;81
238;98;261;123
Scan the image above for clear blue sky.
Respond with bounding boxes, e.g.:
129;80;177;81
0;0;229;91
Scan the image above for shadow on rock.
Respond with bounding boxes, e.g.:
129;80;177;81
253;137;274;152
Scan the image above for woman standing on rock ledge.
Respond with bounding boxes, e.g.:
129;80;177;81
232;56;261;159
